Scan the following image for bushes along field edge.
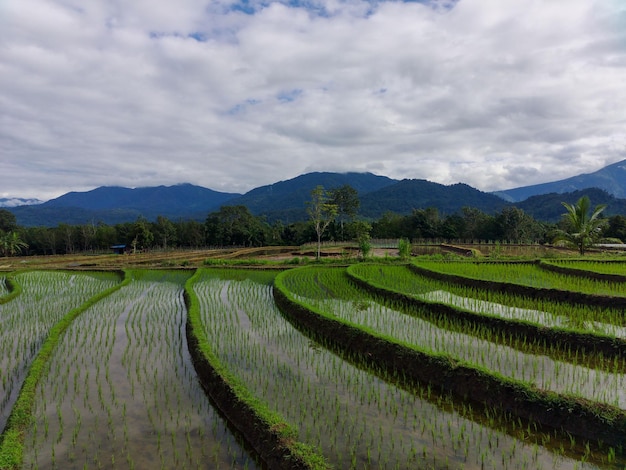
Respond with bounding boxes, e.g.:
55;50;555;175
183;269;330;470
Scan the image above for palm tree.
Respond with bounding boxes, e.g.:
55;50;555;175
553;195;606;255
0;231;29;257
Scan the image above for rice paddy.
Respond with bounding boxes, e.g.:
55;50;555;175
1;261;625;469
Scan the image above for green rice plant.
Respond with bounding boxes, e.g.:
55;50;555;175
347;264;626;360
0;275;21;305
0;276;9;298
0;271;121;435
415;260;626;297
192;268;606;469
544;259;626;276
285;267;626;410
0;271;124;469
21;270;260;470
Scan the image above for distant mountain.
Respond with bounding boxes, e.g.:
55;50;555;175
8;170;626;228
229;172;397;222
9;184;240;227
494;159;626;202
516;188;626;223
0;197;42;207
360;180;508;218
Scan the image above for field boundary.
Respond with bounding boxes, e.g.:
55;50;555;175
184;270;330;470
273;269;626;450
538;260;626;282
0;274;21;305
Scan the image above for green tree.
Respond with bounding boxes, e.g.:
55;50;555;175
130;217;154;253
0;231;28;257
351;220;372;258
307;186;338;260
329;185;360;241
495;207;545;243
205;205;269;247
553;195;607;255
0;209;17;233
153;215;177;249
604;215;626;242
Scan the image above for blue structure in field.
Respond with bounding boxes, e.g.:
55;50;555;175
110;244;127;255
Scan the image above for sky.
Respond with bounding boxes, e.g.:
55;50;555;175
2;0;626;201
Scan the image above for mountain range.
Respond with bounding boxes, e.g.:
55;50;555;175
5;159;626;227
493;159;626;202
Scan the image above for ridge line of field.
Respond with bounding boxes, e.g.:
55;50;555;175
346;263;626;362
273;268;626;450
538;260;626;282
409;262;626;309
184;269;330;470
0;274;21;305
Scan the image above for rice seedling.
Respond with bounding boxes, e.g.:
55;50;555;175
545;259;626;276
348;263;626;340
21;270;260;469
281;267;626;409
415;260;626;297
192;268;604;469
0;271;120;434
0;276;8;298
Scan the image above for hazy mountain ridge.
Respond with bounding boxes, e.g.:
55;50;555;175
494;159;626;202
6;161;626;227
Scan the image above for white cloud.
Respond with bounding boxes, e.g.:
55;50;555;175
1;0;625;200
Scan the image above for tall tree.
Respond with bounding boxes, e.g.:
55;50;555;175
205;205;268;247
329;185;359;241
307;186;338;260
154;215;177;249
553;195;606;255
0;209;17;233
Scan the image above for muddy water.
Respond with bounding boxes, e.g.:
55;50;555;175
193;270;604;469
22;271;260;469
0;271;119;434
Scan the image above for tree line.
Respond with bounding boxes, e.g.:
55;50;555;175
1;186;625;257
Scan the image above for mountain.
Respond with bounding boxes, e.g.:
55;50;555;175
0;197;42;207
516;188;626;223
9;184;240;227
7;169;626;228
494;159;626;202
360;180;508;218
229;172;397;222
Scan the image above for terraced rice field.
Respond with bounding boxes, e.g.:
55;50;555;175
1;261;625;469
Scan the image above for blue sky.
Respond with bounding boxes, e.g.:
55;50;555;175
1;0;625;200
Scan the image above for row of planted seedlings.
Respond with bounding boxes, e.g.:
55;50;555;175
16;269;261;470
273;265;626;468
185;268;328;470
346;263;626;361
0;276;9;298
537;259;626;283
190;267;605;469
410;260;626;332
0;271;122;437
412;259;626;307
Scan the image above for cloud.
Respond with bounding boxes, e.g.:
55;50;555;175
1;0;625;200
